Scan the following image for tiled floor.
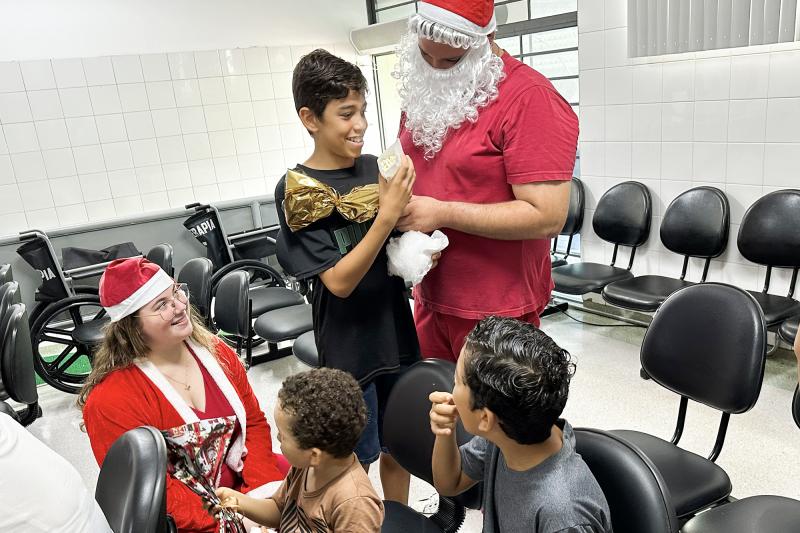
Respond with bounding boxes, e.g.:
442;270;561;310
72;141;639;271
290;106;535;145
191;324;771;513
20;308;800;531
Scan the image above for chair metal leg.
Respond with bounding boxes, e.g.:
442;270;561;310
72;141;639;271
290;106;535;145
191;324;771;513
540;301;569;318
18;402;42;426
766;340;781;356
245;299;253;370
245;330;253;370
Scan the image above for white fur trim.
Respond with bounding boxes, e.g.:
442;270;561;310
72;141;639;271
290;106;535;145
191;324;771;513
135;359;199;423
135;339;249;472
105;268;174;322
418;2;497;37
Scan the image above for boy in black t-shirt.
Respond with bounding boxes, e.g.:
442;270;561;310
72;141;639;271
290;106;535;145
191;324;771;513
274;49;420;504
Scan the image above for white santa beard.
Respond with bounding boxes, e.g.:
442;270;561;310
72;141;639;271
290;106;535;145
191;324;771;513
396;35;504;159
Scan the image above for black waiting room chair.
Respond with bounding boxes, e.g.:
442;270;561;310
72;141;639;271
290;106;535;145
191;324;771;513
552;181;651;298
1;299;42;426
679;385;800;533
541;178;586;318
736;189;800;329
252;292;314;362
213;271;253;367
95;426;176;533
551;177;585;268
610;283;767;520
779;315;799;345
0;263;12;284
177;257;214;323
145;243;174;278
292;330;319;368
380;359;481;533
574;427;679;533
602;187;729;312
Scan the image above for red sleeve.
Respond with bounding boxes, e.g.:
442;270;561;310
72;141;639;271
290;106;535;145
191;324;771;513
501;85;579;185
214;339;284;491
83;382;218;532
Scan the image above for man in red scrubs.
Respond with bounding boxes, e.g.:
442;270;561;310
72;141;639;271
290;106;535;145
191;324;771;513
396;0;579;361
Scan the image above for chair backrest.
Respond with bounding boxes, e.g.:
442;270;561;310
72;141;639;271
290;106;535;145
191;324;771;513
0;263;11;284
641;283;766;413
561;177;585;237
177;258;214;320
213;270;249;338
0;281;22;335
146;244;174;278
793;386;800;430
383;359;481;510
0;303;38;406
738;189;800;269
592;181;652;248
660;187;729;259
574;428;679;533
96;426;169;533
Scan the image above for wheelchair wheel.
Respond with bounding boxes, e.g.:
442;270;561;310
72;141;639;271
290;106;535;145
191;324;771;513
30;294;108;394
28;285;100;328
210;260;291;349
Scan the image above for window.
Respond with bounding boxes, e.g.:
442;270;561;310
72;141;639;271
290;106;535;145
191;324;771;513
629;0;800;57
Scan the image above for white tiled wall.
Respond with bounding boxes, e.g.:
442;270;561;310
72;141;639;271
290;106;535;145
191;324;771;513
577;0;800;295
0;43;380;237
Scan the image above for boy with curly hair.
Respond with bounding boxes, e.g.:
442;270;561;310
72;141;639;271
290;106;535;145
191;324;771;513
429;316;612;533
215;368;383;532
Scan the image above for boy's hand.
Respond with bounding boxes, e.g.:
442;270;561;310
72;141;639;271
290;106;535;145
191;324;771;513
378;155;415;224
429;391;459;437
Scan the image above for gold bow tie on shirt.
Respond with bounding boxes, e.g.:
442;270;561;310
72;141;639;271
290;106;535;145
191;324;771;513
283;169;379;232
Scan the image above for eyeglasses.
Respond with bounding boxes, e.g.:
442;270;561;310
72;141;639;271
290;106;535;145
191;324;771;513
136;283;190;321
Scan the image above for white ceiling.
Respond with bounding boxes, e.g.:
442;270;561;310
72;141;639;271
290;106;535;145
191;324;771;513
0;0;369;61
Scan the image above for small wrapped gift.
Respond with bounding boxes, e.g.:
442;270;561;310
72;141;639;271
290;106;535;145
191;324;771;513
162;416;247;533
378;139;405;180
386;230;449;286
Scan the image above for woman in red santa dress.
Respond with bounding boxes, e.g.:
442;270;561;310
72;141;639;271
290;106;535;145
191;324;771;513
80;257;288;532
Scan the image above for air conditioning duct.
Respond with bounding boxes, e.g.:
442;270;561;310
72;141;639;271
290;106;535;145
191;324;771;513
349;4;508;56
349;18;408;55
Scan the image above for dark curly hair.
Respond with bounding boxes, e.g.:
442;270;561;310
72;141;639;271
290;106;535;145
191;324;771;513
277;368;367;458
462;316;576;445
292;49;367;119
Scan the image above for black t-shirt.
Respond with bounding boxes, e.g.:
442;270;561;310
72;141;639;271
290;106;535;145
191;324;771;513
275;155;420;384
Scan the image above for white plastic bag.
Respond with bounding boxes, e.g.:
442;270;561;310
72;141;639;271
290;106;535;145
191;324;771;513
386;230;449;286
378;139;405;180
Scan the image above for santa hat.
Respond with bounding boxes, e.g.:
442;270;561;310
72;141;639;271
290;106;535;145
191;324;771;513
99;257;174;322
418;0;497;37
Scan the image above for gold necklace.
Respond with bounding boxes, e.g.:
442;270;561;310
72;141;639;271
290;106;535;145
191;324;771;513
162;366;192;392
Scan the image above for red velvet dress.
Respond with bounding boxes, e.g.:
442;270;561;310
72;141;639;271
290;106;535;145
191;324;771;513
83;338;284;532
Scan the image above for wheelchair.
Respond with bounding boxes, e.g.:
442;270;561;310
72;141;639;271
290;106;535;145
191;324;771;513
16;229;171;394
183;203;307;353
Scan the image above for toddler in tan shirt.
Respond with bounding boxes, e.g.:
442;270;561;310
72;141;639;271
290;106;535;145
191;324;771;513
215;368;383;532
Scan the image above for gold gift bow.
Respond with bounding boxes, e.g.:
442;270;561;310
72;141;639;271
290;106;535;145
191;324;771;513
283;169;379;232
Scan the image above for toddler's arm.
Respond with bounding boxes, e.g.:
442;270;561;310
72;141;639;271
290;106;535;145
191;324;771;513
215;487;282;528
